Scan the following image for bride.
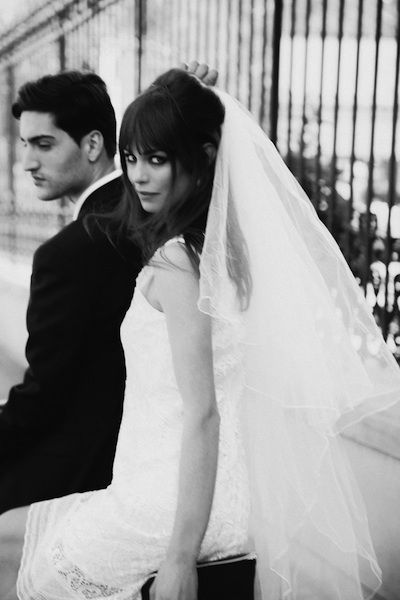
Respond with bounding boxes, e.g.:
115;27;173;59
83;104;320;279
1;68;400;600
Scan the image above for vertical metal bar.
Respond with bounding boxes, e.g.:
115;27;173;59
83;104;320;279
58;33;67;229
195;0;201;60
6;65;16;214
188;0;197;64
136;0;145;81
76;0;82;68
197;0;204;61
248;0;255;110
346;0;363;261
204;0;211;62
327;0;345;233
180;0;188;64
315;0;328;209
161;0;170;70
270;0;283;146
71;6;78;67
363;0;383;292
135;0;145;94
87;5;93;70
210;0;218;69
236;0;243;99
94;3;102;71
224;0;232;91
79;0;86;69
175;0;182;63
59;33;66;71
6;64;16;255
215;0;222;71
286;0;296;167
258;0;268;127
299;0;312;186
382;3;400;338
175;0;181;62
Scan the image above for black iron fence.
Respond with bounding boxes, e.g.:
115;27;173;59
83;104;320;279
0;0;399;358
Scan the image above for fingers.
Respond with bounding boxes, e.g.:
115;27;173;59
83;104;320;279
179;60;199;73
194;62;209;81
201;68;218;86
187;60;200;74
179;61;218;86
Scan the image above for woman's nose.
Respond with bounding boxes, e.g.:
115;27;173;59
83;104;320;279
131;160;149;184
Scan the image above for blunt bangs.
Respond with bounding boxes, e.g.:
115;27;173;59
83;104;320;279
119;90;189;165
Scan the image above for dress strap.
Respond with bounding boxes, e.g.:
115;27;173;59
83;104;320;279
163;235;185;248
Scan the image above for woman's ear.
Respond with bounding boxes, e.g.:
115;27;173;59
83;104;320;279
202;142;217;164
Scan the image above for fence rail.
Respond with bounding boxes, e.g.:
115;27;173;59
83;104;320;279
0;0;399;358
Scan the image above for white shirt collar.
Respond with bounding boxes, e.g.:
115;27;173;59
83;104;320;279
72;169;122;221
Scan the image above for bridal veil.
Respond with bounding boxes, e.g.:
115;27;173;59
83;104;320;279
198;90;400;599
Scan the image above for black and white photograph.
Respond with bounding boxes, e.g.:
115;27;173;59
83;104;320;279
0;1;399;599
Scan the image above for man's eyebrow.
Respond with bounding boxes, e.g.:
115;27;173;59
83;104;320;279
20;135;56;143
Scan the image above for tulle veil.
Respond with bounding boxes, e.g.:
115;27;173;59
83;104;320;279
198;90;400;599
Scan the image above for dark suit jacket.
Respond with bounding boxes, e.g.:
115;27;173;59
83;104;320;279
0;176;140;513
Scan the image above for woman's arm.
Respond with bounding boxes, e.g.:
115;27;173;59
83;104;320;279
150;243;220;600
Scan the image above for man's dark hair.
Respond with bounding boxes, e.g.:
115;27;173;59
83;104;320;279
12;70;117;158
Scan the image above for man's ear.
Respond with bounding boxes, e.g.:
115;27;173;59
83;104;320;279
83;130;104;162
203;142;217;164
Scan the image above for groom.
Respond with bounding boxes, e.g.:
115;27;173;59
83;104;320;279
0;63;217;515
0;70;140;514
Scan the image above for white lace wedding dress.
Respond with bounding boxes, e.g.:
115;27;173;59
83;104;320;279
17;256;251;600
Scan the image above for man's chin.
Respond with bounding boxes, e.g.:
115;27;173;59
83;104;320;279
35;191;60;202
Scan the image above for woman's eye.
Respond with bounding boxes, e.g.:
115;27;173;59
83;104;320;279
150;155;167;165
38;143;51;150
124;153;136;164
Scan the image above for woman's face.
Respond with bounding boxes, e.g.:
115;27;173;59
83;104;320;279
124;147;191;213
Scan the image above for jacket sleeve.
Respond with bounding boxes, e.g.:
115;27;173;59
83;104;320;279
0;234;97;460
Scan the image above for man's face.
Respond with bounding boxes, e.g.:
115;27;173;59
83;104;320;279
19;111;91;201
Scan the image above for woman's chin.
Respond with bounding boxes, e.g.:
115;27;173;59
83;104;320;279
140;201;161;214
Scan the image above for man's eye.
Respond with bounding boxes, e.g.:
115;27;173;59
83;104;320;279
38;143;51;150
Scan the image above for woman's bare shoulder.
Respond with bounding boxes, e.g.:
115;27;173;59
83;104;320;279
151;239;196;274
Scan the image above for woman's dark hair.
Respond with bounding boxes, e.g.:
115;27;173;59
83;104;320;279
12;70;117;158
111;68;251;308
115;68;225;271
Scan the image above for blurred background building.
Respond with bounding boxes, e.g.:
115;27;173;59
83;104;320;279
0;2;400;597
0;0;399;360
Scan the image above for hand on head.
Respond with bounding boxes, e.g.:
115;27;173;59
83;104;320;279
180;60;218;87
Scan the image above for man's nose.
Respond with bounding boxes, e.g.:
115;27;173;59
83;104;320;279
22;147;40;172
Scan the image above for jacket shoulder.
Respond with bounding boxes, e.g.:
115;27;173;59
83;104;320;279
34;217;141;277
34;220;100;265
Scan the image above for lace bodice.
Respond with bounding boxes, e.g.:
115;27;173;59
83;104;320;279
112;264;250;532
